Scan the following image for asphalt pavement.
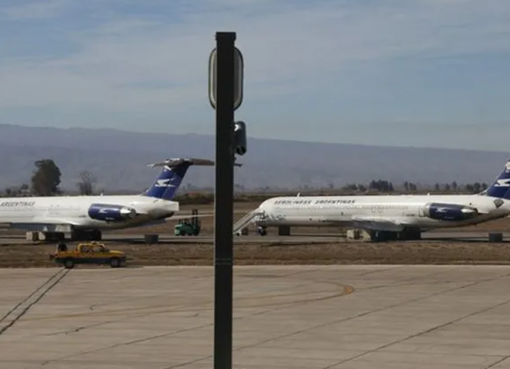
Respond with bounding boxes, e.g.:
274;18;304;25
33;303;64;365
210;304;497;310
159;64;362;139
3;265;510;368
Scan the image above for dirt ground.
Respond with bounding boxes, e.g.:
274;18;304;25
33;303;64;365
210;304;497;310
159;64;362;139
2;241;510;268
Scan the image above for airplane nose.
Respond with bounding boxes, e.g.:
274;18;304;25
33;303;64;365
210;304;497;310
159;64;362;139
258;199;271;210
257;203;269;213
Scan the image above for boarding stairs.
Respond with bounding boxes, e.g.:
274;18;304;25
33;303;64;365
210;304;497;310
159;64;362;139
233;209;266;234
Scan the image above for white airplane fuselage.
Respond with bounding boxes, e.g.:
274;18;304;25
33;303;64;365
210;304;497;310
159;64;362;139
0;157;216;240
255;194;510;232
0;195;179;232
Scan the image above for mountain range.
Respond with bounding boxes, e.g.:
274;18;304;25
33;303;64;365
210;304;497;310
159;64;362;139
0;123;507;194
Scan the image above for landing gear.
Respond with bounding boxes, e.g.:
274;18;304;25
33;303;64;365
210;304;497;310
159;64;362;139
371;231;399;242
50;232;65;241
71;229;102;241
257;226;267;236
398;227;422;240
32;232;66;242
370;228;422;242
90;229;102;241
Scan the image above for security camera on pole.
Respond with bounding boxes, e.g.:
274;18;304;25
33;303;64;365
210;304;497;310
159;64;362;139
208;31;246;369
233;121;247;156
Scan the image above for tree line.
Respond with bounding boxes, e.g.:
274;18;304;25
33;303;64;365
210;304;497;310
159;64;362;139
0;158;496;198
341;179;489;193
2;159;97;197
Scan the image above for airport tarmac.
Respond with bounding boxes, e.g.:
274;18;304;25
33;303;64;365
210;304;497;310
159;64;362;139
1;230;509;245
3;265;510;368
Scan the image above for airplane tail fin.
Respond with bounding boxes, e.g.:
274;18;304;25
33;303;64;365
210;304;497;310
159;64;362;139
143;158;215;201
483;159;510;199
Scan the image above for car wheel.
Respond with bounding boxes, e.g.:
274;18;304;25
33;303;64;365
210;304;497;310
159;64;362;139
64;258;74;269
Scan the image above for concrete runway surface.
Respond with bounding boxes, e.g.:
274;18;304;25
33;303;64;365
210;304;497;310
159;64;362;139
1;230;509;245
3;265;510;368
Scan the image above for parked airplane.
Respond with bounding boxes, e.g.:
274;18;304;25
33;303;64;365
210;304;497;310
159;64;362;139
0;158;215;241
234;159;510;241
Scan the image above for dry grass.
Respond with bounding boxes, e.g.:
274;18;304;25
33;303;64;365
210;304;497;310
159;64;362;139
2;241;510;268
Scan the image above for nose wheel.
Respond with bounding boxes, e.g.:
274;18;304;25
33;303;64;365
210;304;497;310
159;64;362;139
71;229;102;241
257;226;267;236
90;229;102;241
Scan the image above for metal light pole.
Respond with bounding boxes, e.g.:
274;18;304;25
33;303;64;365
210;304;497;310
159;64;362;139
208;31;245;369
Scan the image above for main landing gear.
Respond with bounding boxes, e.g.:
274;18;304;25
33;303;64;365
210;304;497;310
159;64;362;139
27;229;103;243
257;226;267;236
71;229;102;241
370;228;422;242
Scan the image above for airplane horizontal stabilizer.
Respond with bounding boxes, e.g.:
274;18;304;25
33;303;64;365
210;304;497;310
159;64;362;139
147;158;215;168
165;213;213;221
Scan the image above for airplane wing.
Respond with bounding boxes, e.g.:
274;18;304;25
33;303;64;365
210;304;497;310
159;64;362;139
0;213;215;230
351;216;413;232
166;213;213;221
0;218;84;232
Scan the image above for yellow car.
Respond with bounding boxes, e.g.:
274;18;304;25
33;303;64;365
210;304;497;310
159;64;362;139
49;242;126;269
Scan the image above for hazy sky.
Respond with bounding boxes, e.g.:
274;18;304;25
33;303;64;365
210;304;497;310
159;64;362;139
1;0;509;151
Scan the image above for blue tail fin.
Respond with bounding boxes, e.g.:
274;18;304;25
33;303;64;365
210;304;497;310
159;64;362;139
143;158;215;201
144;165;190;200
485;159;510;200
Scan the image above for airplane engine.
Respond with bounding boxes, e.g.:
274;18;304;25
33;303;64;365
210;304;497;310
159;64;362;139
422;203;479;221
88;203;137;222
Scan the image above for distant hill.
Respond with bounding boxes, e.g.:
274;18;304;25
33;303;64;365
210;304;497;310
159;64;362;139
0;123;507;193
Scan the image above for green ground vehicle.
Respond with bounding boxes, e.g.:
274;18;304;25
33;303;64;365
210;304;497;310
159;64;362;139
174;209;201;236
